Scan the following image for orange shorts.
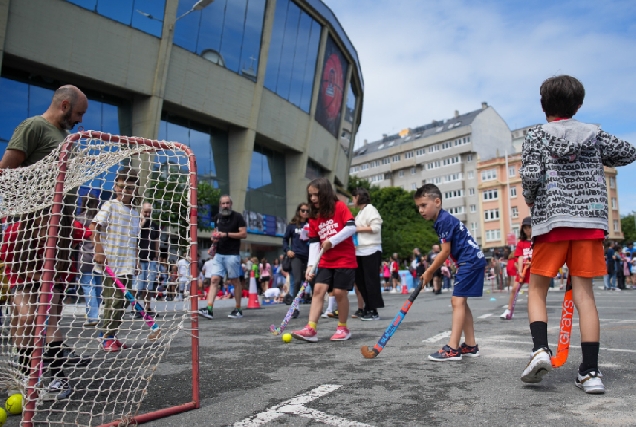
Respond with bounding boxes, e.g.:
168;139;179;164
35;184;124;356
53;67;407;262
530;239;606;278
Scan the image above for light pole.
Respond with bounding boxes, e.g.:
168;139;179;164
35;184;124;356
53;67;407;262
176;0;216;20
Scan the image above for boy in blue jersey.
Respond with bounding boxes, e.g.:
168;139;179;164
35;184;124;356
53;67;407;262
414;184;487;361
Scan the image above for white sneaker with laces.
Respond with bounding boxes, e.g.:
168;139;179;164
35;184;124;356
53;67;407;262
521;347;553;383
42;378;73;401
575;370;604;394
500;309;511;319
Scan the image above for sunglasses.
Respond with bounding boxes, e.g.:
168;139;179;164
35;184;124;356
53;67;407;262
300;209;309;213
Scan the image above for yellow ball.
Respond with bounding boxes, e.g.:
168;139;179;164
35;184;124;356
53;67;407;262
282;333;292;343
5;394;22;415
0;407;7;426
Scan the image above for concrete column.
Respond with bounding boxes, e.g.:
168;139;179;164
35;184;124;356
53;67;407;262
285;26;329;219
0;0;10;73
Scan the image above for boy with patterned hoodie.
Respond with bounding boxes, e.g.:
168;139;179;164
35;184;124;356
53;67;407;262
519;75;636;393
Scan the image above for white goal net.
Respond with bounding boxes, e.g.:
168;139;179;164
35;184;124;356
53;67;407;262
0;131;200;426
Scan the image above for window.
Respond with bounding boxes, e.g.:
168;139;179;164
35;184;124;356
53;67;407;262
68;0;165;37
508;166;516;177
411;183;417;190
405;151;414;159
442;156;461;166
370;160;380;168
370;173;384;182
246;143;286;218
444;189;464;199
398;170;405;177
448;206;465;215
470;222;478;235
484;209;500;221
441;141;452;150
512;226;520;237
428;144;440;153
610;177;616;188
485;229;501;242
445;173;462;182
483;189;498;200
470;204;476;213
416;148;425;156
382;157;390;164
511;206;519;218
411;167;416;175
467;171;474;179
466;154;473;161
481;169;497;181
427;160;441;170
510;186;517;197
611;198;617;209
393;154;401;162
468;188;475;196
614;219;620;232
361;163;369;170
425;176;442;185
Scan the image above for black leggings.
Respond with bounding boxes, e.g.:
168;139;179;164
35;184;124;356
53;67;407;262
355;251;385;311
290;256;308;297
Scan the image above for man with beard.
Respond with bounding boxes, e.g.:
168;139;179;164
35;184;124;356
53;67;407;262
198;195;247;319
0;85;89;400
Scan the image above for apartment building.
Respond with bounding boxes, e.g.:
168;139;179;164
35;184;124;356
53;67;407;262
350;103;513;245
478;153;624;249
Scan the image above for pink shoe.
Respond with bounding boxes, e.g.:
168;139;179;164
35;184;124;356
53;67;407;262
291;325;318;342
101;339;123;352
330;326;351;341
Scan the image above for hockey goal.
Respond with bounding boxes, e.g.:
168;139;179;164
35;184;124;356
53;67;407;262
0;131;200;426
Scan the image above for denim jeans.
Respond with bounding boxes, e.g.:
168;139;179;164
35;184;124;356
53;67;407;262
80;271;103;321
135;260;158;291
442;276;451;289
604;273;617;289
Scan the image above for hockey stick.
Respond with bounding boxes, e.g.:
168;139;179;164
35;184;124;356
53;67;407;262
360;283;423;359
104;265;161;341
551;274;573;368
506;261;530;320
270;250;323;335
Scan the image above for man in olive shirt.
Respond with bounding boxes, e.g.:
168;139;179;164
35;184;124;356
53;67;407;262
0;85;88;168
0;85;88;400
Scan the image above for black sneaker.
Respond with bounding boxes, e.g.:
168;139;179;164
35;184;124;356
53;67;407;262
292;309;300;319
327;310;339;318
352;308;364;319
198;308;213;320
360;311;380;321
460;343;479;357
428;345;462;361
228;309;243;319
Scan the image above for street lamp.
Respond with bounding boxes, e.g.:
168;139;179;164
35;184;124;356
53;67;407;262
176;0;216;20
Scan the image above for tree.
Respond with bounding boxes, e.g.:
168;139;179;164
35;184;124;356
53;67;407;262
621;213;636;243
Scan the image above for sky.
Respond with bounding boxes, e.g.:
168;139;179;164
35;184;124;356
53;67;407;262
323;0;636;215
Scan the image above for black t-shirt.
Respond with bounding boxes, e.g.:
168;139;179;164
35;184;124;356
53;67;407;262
139;219;160;261
214;211;246;255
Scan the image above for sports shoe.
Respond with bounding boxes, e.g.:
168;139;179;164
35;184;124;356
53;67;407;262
360;311;380;321
42;378;72;401
352;308;364;318
520;347;553;383
575;370;605;394
292;309;300;319
198;308;213;319
321;311;332;318
330;326;351;341
292;325;318;342
84;320;99;327
460;343;480;357
327;310;339;318
500;309;512;320
428;345;462;361
101;339;127;353
390;289;397;293
228;308;243;318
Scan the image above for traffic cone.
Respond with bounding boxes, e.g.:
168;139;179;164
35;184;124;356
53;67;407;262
401;274;409;294
247;270;261;309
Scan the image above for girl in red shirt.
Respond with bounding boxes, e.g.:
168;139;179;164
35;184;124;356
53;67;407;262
291;177;357;342
501;216;532;320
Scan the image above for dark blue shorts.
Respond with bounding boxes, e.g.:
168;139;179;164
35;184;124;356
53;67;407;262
452;267;485;297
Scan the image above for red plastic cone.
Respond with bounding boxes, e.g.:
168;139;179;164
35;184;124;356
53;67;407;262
247;271;261;309
401;274;409;294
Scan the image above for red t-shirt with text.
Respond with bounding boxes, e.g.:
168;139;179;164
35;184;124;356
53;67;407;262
308;201;357;269
514;240;532;283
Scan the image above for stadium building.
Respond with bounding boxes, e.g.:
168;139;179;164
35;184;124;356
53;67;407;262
0;0;363;257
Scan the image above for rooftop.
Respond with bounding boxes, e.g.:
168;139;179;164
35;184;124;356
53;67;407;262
353;107;485;157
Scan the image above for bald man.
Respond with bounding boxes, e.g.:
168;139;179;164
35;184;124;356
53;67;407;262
0;84;88;168
0;85;88;400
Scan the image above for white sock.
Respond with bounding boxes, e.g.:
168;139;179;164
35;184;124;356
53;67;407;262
327;296;335;312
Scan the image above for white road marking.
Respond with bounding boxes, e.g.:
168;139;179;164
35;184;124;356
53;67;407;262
478;313;493;319
422;331;451;343
234;384;372;427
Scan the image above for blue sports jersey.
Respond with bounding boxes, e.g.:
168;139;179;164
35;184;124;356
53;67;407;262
433;209;486;270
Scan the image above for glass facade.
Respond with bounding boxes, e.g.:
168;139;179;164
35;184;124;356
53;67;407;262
344;80;357;125
264;0;321;113
173;0;266;81
246;144;286;219
158;116;229;193
65;0;165;38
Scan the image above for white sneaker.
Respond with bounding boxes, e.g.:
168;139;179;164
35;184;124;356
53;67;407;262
390;289;397;293
521;347;553;383
500;309;511;319
321;311;331;318
42;378;73;401
575;370;605;394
